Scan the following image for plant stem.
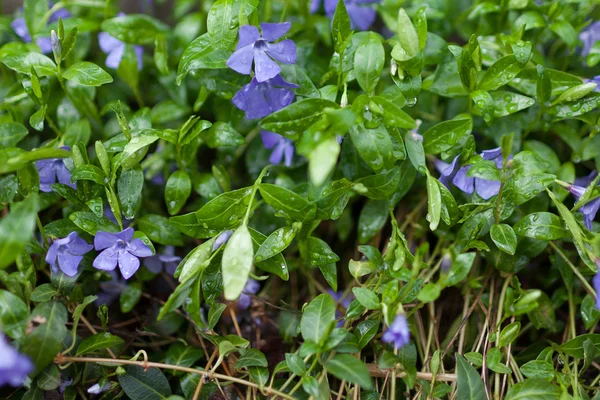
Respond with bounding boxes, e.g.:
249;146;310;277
549;241;596;300
55;355;296;400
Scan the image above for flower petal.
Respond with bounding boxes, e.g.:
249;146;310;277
236;25;261;49
283;141;294;167
37;37;53;54
45;242;59;268
94;231;119;251
116;228;135;242
253;50;281;82
347;4;377;31
106;44;125;69
260;131;282;149
144;256;162;273
98;32;122;53
68;234;93;256
452;166;475;194
265;40;296;64
475;178;501;200
118;251;140;280
269;142;285;165
93;247;118;271
127;238;153;257
264;86;295;114
260;22;291;42
226;44;255;76
58;252;83;277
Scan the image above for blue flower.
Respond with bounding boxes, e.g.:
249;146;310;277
238;279;260;310
382;314;410;350
144;246;181;275
227;23;296;83
260;131;295;167
232;74;299;120
11;3;70;54
311;0;380;31
46;232;93;276
95;270;126;306
435;147;506;200
568;176;600;230
213;230;234;251
92;228;153;280
36;147;74;193
0;334;33;387
580;21;600;57
98;13;143;70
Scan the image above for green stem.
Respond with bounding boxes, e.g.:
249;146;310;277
38;2;65;32
549;241;597;300
242;166;271;226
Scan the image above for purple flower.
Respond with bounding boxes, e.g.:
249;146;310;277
435;147;505;200
98;14;143;70
568;177;600;230
580;21;600;57
46;232;93;276
10;4;70;54
238;279;260;310
92;228;153;280
312;0;380;31
0;334;33;387
260;131;294;167
585;76;600;91
88;383;111;394
213;230;234;251
227;23;296;83
36;150;74;193
95;270;126;306
382;314;410;350
145;246;180;275
232;74;298;120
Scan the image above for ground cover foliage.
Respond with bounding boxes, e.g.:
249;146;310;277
1;0;600;399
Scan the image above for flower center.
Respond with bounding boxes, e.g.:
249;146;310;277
115;240;127;250
255;39;268;50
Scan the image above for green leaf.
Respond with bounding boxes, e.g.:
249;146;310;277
349;124;394;172
456;353;486;400
422;118;472;155
331;0;351;53
62;62;113;86
299;236;340;267
479;55;523;91
164;342;203;368
236;348;268;369
309;137;340;187
547;92;600;119
352;287;380;310
203;122;244;148
24;0;48;37
513;212;566;240
260;98;340;139
559;334;600;359
69;211;118;236
417;283;441;302
354;167;401;200
23;302;68;375
0;194;39;269
370;96;416;129
396;9;419;56
259;184;314;221
358;200;388;243
0;289;28;340
165;170;192;215
248;228;289;280
118;167;144;219
137;214;184;246
170;187;252;238
222;225;254;300
426;172;441;231
76;332;124;356
0;45;57;76
176;33;231;84
101;14;169;45
325;354;373;390
354;33;384;93
490;224;517;255
498;321;520;347
118;366;172;400
553;82;598;105
519;361;555;381
207;0;258;50
255;225;298;262
300;293;336;346
0;122;29;148
490;91;535;117
71;165;106;185
504;379;560;400
31;284;58;302
0;147;70;174
120;282;143;313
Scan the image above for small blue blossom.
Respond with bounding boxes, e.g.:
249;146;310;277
0;333;34;387
95;271;126;306
227;23;296;83
232;74;299;120
46;232;93;276
311;0;380;31
11;3;70;54
568;176;600;230
382;314;410;350
145;246;181;275
238;279;260;310
98;13;143;70
579;21;600;57
260;131;295;167
92;228;153;280
213;230;234;251
36;147;74;193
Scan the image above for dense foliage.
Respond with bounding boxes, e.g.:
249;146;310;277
0;0;600;399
